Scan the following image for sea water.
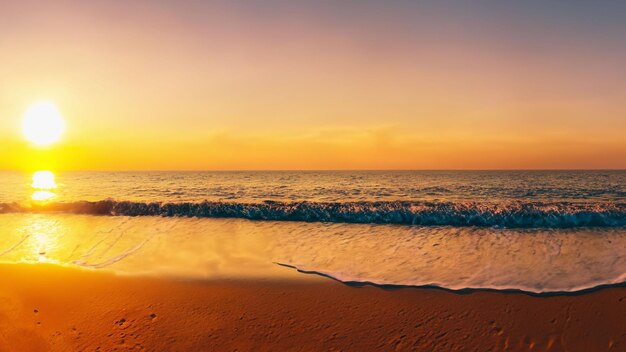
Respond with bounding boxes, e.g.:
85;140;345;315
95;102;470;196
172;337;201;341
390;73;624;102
0;170;624;293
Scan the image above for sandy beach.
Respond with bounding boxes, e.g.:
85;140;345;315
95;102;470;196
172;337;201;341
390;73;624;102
0;263;623;351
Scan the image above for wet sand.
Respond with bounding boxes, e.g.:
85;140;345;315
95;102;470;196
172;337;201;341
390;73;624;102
0;263;623;351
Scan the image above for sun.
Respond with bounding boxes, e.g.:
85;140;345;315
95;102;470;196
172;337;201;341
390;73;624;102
22;101;66;146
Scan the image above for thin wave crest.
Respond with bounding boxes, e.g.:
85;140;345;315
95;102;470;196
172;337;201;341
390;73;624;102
2;200;625;228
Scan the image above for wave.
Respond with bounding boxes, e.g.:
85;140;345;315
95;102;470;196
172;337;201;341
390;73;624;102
1;199;625;228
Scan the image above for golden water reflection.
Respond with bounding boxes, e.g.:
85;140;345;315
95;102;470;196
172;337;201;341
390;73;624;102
7;215;64;264
31;170;57;201
32;190;56;201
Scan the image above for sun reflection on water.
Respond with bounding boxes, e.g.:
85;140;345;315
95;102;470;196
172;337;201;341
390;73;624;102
16;216;62;263
31;170;57;201
32;190;56;201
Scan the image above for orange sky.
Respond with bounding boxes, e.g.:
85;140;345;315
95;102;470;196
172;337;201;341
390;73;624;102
1;0;625;170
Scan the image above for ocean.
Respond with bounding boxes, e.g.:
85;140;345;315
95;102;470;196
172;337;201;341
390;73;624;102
0;170;624;293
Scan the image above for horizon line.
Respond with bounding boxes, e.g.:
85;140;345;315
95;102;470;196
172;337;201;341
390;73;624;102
2;168;626;173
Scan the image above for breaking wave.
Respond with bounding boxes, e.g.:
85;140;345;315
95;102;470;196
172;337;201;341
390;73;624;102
1;200;625;228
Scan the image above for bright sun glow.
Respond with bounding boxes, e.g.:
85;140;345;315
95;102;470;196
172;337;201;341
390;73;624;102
32;171;57;189
22;101;65;146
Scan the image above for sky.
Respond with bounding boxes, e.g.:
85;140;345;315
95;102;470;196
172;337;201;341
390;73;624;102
1;0;625;170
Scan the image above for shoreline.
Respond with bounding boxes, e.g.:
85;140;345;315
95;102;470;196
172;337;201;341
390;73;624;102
0;263;623;351
276;262;626;297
